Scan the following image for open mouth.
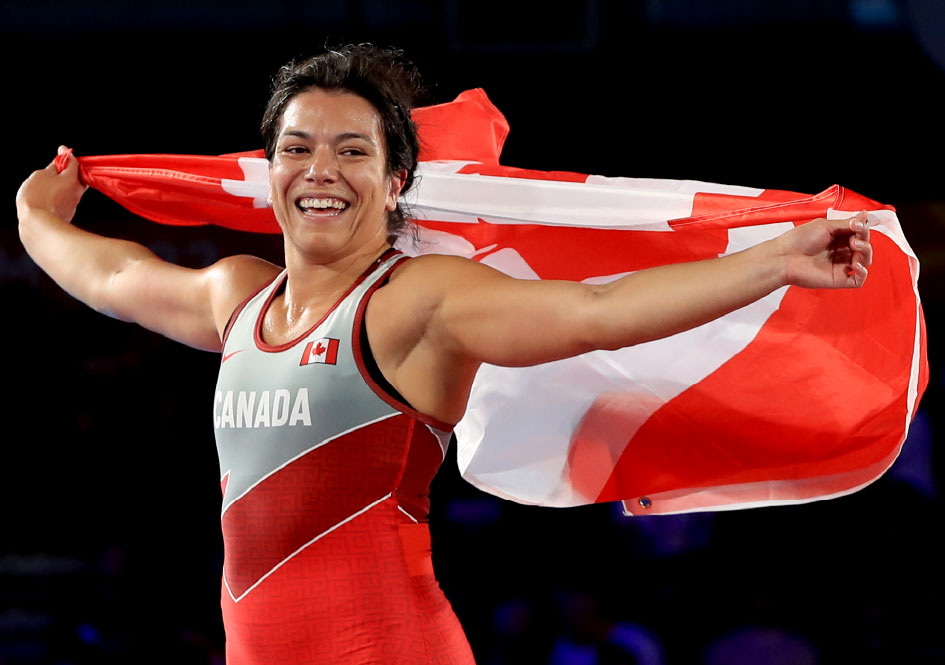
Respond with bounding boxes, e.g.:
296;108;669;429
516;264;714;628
296;196;350;217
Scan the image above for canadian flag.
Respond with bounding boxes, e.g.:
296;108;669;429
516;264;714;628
71;89;927;516
300;338;339;366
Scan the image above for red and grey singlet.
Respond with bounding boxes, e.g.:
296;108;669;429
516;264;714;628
213;249;475;664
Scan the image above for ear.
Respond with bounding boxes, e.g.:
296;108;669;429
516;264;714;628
386;169;407;211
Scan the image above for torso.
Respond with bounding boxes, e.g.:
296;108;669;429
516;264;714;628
228;249;478;427
213;250;474;664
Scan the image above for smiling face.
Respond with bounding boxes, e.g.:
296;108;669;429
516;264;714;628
269;88;405;264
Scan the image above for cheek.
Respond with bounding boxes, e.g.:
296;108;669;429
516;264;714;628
268;169;290;205
267;171;292;224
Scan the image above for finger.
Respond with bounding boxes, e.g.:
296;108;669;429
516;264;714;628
856;235;872;268
848;211;869;239
848;211;872;268
53;145;74;174
849;261;868;288
856;211;870;240
848;236;871;273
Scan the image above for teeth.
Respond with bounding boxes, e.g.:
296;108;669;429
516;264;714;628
298;197;348;210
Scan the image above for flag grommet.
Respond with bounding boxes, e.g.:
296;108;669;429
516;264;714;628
638;497;652;509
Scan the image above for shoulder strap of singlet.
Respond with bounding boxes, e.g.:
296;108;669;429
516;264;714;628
352;255;455;433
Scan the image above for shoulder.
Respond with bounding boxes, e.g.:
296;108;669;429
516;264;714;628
391;252;470;274
367;254;482;349
207;254;282;287
205;255;283;336
387;253;503;295
371;252;511;343
374;254;517;325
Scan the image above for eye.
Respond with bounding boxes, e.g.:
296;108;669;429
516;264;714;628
340;147;366;156
282;145;309;155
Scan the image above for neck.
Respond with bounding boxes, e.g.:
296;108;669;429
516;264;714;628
280;239;391;324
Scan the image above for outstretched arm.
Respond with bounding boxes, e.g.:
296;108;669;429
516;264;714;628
428;213;871;366
376;213;871;387
16;147;279;351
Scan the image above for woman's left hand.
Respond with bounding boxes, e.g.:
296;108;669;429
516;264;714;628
778;211;872;289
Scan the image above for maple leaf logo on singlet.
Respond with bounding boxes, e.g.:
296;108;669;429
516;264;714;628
300;337;340;366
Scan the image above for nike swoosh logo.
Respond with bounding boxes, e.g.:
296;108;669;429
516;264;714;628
222;350;245;363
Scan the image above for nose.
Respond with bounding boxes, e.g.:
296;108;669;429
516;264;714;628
305;145;338;183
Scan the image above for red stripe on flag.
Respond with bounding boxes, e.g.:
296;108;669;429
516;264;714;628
414;88;509;164
589;232;917;503
322;338;339;365
915;303;929;420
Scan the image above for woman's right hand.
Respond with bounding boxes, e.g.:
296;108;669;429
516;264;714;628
16;145;88;223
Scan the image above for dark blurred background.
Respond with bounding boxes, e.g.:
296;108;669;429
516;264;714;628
2;1;942;663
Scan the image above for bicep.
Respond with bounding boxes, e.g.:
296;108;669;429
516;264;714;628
428;243;787;368
428;260;602;367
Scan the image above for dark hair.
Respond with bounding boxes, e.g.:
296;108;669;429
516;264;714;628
261;44;425;242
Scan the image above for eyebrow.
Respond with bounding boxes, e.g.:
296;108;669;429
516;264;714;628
281;130;377;145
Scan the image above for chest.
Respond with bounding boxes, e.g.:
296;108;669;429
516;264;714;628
213;267;401;508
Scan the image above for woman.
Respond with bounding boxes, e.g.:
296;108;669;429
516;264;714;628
16;45;871;664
